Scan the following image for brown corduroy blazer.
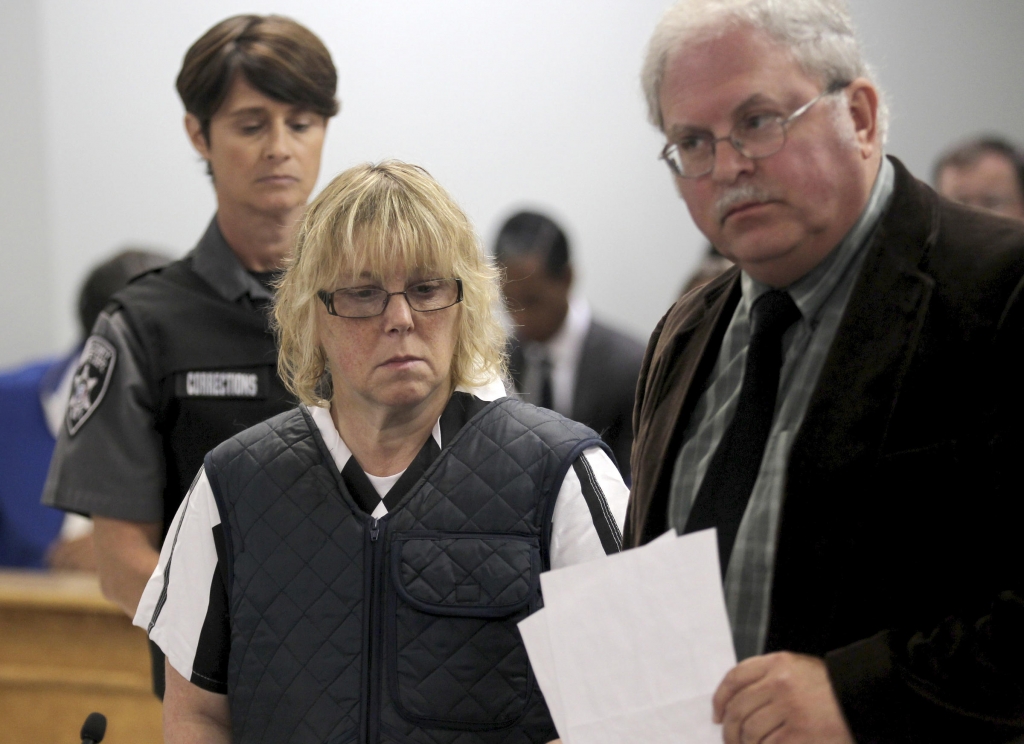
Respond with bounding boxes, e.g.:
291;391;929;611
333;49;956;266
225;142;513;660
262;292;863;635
625;157;1024;742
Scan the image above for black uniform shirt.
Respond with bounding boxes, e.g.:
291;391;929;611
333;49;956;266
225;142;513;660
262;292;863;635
42;217;276;523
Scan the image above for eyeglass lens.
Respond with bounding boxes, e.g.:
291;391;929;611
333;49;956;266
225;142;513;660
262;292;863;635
667;118;788;177
663;88;833;178
327;278;460;318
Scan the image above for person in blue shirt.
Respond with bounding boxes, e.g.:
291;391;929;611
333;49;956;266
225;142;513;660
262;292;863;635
0;248;168;567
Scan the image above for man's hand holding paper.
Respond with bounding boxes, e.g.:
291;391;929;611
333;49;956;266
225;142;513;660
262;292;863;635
713;652;854;744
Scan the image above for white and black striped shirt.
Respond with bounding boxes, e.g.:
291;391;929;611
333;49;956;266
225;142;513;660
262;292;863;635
134;384;628;694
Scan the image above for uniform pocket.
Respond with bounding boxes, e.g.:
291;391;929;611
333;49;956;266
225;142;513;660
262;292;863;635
387;532;540;730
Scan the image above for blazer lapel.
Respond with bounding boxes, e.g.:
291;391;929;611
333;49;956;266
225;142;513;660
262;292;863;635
629;271;741;544
788;157;938;487
788;247;933;483
767;158;940;651
571;321;603;425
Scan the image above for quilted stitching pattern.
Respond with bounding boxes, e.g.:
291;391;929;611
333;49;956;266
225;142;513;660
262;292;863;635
216;411;364;744
394;605;531;721
397;537;534;609
382;399;599;743
210;400;601;743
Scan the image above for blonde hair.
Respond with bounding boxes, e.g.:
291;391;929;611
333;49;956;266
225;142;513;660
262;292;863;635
275;160;508;405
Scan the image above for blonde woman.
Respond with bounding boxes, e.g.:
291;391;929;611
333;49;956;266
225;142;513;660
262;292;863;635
135;161;628;744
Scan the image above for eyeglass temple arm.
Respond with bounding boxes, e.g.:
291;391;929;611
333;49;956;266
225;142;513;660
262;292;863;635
317;290;336;314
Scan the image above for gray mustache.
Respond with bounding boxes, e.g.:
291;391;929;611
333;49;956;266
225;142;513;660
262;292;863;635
715;184;777;221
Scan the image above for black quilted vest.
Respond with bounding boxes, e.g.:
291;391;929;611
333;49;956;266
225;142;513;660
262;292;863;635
112;259;293;535
205;398;606;744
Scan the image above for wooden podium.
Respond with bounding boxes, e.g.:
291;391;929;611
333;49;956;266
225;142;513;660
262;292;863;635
0;569;162;743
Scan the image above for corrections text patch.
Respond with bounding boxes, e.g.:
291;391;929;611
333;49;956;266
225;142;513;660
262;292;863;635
174;368;268;400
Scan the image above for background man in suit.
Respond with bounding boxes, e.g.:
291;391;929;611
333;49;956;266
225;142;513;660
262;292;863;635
934;135;1024;220
627;0;1024;741
495;211;645;481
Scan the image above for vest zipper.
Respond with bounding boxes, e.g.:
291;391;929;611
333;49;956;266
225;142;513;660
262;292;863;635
366;516;385;743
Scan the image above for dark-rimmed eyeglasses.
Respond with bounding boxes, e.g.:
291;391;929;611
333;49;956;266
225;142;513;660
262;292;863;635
660;81;850;179
318;278;463;318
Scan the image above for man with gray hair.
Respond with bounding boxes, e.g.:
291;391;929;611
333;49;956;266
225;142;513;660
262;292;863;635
625;0;1024;741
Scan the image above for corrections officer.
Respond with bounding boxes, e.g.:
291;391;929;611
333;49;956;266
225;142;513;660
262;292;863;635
43;14;339;694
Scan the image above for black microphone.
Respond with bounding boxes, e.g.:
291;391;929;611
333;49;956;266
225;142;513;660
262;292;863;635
80;712;106;744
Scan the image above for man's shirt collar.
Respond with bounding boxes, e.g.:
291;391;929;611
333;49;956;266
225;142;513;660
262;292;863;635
523;295;591;368
189;216;275;304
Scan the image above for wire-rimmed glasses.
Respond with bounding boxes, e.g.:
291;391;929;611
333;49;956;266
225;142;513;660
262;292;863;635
660;81;850;179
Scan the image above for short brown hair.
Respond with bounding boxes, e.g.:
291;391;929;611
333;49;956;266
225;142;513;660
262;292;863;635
933;136;1024;197
275;161;508;406
177;14;339;141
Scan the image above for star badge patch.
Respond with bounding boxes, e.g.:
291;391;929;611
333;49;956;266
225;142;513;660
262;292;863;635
66;336;117;436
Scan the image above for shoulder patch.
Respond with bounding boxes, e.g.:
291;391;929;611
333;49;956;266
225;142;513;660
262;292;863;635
66;335;117;436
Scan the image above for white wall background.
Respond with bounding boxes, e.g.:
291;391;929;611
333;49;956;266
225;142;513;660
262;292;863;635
2;0;1023;367
1;0;50;365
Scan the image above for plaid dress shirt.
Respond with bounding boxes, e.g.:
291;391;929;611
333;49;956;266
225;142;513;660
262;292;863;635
668;158;895;659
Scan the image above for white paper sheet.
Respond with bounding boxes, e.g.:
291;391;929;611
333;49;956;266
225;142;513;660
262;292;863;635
520;529;735;744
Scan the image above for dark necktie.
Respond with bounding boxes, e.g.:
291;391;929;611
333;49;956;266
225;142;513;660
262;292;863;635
538;355;554;410
683;289;801;576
